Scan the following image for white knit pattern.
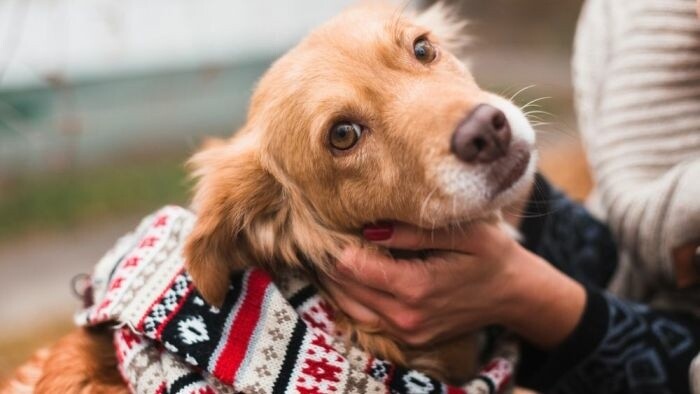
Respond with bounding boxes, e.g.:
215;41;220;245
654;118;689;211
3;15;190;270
574;0;700;294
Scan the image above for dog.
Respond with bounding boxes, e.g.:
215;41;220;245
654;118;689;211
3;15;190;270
3;2;536;392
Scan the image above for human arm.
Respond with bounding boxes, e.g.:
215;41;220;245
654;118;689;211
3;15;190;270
573;0;700;290
328;220;700;393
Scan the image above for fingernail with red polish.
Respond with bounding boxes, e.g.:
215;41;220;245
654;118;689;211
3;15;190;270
363;222;393;241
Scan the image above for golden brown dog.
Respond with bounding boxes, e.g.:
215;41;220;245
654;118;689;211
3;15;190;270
3;2;537;392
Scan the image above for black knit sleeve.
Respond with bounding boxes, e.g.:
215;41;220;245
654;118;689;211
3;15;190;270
519;173;618;289
519;287;700;394
516;175;700;394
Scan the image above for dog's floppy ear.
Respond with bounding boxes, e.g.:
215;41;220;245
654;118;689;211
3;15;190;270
184;133;285;306
415;1;469;57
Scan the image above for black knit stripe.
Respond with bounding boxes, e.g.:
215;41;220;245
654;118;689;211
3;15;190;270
389;367;442;394
271;319;307;394
288;285;317;308
475;375;496;394
221;270;248;309
169;372;205;394
160;271;247;368
204;270;251;370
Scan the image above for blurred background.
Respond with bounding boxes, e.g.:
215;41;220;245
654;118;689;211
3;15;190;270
0;0;587;378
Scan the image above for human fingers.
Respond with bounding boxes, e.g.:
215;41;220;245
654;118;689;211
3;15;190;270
363;220;508;255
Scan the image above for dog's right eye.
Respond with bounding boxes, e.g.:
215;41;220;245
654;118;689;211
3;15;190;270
413;37;437;63
329;122;362;151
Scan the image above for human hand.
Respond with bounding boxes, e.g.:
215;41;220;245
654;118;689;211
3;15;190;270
672;240;700;288
324;221;586;349
325;221;516;347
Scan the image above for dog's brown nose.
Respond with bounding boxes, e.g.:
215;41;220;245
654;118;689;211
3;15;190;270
451;104;512;163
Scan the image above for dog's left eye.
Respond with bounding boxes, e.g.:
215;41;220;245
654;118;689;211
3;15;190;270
413;37;437;63
329;122;363;151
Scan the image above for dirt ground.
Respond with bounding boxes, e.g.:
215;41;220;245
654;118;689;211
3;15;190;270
0;215;142;375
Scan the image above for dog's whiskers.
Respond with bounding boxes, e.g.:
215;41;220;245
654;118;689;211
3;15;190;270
508;84;536;102
419;185;440;230
519;96;551;111
449;194;466;249
524;110;553;118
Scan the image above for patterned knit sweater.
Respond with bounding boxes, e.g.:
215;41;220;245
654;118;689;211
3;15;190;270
77;206;514;394
573;0;700;304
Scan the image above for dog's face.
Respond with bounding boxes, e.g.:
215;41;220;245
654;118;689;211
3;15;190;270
186;3;536;305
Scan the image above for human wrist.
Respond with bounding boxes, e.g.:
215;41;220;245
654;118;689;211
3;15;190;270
492;244;540;328
499;248;586;349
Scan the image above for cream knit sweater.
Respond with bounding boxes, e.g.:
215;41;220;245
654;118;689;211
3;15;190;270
574;1;700;390
574;0;700;302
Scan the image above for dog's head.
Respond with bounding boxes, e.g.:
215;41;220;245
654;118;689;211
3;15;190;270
185;3;537;305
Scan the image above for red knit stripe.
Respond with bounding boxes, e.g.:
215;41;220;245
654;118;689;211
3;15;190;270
136;268;186;331
213;269;271;384
363;356;374;374
155;282;194;339
447;386;465;394
154;382;166;394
